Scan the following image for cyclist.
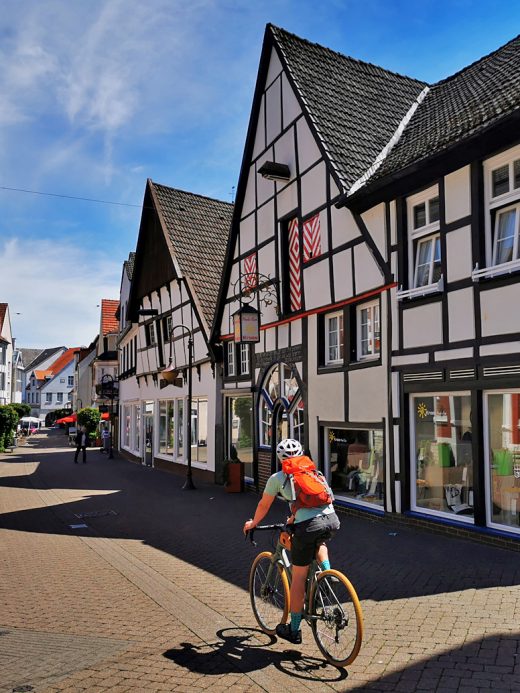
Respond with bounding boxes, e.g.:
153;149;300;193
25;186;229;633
243;438;340;644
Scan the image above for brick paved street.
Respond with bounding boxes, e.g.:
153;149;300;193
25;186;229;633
1;429;520;692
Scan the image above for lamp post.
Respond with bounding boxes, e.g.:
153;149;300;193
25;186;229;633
101;374;115;459
161;324;196;490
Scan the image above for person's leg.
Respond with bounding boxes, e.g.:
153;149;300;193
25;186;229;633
316;542;330;570
74;446;79;463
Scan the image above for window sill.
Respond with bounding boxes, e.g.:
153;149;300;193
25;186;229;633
471;258;520;281
348;357;382;370
397;275;444;301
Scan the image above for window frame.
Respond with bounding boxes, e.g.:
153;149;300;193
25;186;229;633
324;310;344;366
491;203;520;267
406;185;441;289
226;341;235;377
356;300;381;361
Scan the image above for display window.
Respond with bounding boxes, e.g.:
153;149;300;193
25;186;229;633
411;393;474;522
484;390;520;534
227;395;253;479
325;427;384;509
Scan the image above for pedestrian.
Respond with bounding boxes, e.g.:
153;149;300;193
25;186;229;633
74;426;88;464
101;425;110;454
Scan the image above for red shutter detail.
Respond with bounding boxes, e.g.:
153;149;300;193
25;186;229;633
288;218;302;311
243;253;257;292
302;213;322;262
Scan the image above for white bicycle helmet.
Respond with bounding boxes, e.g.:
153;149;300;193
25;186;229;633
276;438;303;461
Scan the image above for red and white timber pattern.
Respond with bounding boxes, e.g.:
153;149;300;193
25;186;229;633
243;253;257;292
302;213;322;262
288;217;302;311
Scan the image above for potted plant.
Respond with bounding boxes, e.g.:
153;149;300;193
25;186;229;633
224;447;244;493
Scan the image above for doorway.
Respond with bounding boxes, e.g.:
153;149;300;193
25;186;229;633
143;401;154;467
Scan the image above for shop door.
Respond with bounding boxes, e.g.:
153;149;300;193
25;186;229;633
143;402;154;467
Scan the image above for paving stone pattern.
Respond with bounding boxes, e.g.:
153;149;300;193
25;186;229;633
0;429;519;692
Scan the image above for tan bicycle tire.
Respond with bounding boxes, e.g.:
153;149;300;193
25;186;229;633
309;568;364;667
249;551;290;635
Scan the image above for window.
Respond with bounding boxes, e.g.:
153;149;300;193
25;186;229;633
0;373;4;390
240;344;250;375
227;342;235;376
325;311;344;365
191;398;208;463
163;315;173;342
356;301;380;360
123;405;130;447
0;345;5;365
411;393;473;522
492;205;520;266
56;392;63;403
406;186;442;291
491;157;520;199
46;393;52;403
68;376;74;387
258;363;304;453
227;396;253;479
159;400;175;455
133;404;140;452
145;322;156;347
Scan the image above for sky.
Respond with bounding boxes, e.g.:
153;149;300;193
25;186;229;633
1;0;519;349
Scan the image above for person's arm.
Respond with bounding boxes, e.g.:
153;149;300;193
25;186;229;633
243;493;276;534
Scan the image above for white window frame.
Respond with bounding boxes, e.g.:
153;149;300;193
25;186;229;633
475;144;520;280
413;233;442;288
56;392;63;403
239;343;250;375
227;341;235;376
356;300;380;361
491;203;520;267
324;311;344;365
68;376;74;387
405;186;441;292
45;392;52;403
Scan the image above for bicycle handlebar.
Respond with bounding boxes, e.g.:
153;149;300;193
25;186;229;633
245;522;288;546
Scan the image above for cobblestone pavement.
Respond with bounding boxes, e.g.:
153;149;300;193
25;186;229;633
0;429;519;692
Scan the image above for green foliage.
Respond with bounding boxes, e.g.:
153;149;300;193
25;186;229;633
77;408;101;434
234;397;252;440
10;403;31;419
0;405;19;450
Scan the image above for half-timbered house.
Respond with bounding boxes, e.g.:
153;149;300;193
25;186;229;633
120;180;233;480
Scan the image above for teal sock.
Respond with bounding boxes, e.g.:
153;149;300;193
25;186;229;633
290;612;302;632
320;559;331;571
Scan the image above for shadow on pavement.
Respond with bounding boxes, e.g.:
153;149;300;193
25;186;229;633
162;627;348;683
1;429;520;605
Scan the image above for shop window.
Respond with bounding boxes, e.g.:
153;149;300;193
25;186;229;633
411;393;474;521
485;391;520;534
324;311;344;366
123;405;131;447
326;427;384;508
227;395;253;479
158;400;175;455
191;397;208;463
356;300;380;360
133;403;140;452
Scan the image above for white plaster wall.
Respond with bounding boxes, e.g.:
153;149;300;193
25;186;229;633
257;240;275;280
330;176;340;200
316;209;329;255
257;200;275;245
276;181;298;219
434;347;474;361
274;128;296;178
303;259;331;310
281;73;301;128
265;78;282;144
402;302;443;348
391;286;399;352
300;162;326;218
332;249;353;302
291;320;302;345
264;327;276;352
361;203;386;260
480;341;520;356
266;48;283;86
392;353;430;366
256;150;276;206
390;200;397;246
330;206;360;247
448;288;475;342
446;226;473;282
296;118;321;173
278;323;289;350
348;365;387;421
353;243;384;294
240;214;256;255
252;95;266;160
242;166;256;219
445;165;471;223
481;283;520;336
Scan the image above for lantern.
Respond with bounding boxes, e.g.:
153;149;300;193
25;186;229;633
233;304;260;343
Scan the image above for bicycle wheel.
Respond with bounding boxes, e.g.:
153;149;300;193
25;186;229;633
309;569;363;667
249;551;290;635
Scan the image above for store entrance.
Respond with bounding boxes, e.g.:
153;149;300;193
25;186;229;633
143;401;154;467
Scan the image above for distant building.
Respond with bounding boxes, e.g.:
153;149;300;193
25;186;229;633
0;303;13;405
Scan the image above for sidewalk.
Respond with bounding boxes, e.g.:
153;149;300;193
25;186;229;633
1;428;519;692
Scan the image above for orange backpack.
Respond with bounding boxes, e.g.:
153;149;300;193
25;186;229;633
281;455;334;513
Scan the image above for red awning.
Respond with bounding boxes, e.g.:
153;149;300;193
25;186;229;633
56;416;75;424
101;412;109;420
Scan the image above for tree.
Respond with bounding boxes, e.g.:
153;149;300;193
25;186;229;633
0;405;19;451
9;403;31;419
77;408;101;434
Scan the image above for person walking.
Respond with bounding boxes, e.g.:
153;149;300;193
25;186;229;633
74;426;88;464
101;425;111;454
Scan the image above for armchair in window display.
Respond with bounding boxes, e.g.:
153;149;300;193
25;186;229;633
223;444;244;493
491;447;520;523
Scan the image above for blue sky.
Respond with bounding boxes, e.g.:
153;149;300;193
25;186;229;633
1;0;518;348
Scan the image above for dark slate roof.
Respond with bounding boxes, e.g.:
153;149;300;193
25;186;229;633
150;182;233;326
19;348;43;368
125;252;136;280
269;25;427;191
25;346;66;371
367;34;520;186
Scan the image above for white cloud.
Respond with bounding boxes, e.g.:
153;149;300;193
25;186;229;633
0;237;121;349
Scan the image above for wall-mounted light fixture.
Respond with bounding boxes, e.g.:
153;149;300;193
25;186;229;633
233;304;260;343
258;161;290;181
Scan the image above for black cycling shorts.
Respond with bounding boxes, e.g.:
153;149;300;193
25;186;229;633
290;512;341;567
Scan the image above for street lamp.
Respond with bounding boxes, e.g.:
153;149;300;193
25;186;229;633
162;324;196;490
101;374;116;459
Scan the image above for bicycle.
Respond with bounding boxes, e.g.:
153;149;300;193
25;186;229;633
246;523;364;668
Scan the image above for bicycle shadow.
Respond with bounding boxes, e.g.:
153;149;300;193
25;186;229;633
162;627;348;683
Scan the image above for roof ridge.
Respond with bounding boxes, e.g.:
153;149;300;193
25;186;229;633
433;33;520;88
150;180;234;209
268;23;428;87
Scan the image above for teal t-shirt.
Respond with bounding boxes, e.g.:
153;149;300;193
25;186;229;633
264;470;335;523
